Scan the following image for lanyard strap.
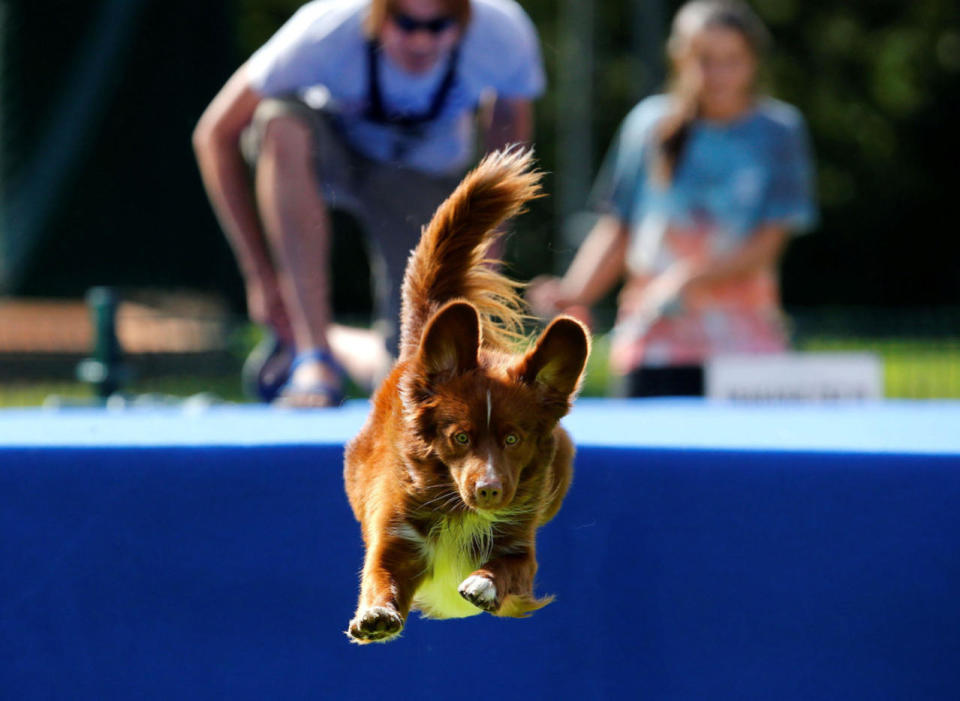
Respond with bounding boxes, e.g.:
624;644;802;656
364;40;460;128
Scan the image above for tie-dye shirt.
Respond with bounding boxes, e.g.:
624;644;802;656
599;95;817;371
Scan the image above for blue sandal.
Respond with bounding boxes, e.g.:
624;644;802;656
274;349;346;408
242;332;294;403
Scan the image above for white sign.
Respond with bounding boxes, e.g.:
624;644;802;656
706;353;883;401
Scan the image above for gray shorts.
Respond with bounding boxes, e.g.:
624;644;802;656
241;97;461;351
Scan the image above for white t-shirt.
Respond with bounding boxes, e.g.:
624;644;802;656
246;0;545;175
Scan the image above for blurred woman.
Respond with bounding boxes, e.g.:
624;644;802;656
529;0;817;397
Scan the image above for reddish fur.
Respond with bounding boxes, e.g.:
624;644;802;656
343;149;590;644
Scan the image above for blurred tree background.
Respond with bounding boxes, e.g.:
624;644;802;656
0;0;241;301
2;0;959;316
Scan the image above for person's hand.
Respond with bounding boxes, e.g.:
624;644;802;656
246;272;294;342
526;276;593;329
526;275;567;318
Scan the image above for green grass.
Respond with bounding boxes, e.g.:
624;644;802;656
580;333;613;397
798;338;960;399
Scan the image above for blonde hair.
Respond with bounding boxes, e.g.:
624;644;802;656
657;0;770;182
364;0;472;38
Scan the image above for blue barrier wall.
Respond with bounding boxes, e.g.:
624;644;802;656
2;401;959;700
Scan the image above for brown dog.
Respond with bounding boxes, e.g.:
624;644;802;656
343;149;590;643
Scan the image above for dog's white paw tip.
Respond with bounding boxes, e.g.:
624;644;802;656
458;574;498;611
348;605;404;643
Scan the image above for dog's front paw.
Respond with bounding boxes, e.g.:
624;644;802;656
347;605;404;644
458;574;498;612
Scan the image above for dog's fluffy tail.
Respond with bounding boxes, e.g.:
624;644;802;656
399;147;543;360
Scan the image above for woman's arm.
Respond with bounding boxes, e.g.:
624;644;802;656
685;222;789;286
617;223;790;322
527;214;629;316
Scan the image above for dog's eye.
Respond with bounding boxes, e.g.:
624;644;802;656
504;433;520;447
453;431;470;446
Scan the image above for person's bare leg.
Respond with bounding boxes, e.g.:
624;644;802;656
255;115;341;406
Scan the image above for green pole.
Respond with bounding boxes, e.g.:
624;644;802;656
77;286;127;400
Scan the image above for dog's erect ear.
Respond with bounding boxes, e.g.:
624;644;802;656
418;301;480;380
516;316;590;402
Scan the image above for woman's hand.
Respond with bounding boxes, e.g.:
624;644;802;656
526;275;568;318
526;276;594;328
526;215;630;322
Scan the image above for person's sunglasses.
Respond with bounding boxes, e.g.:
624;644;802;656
390;11;456;34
